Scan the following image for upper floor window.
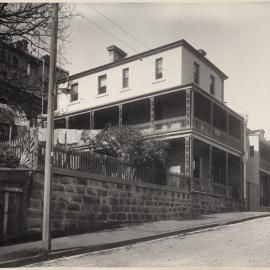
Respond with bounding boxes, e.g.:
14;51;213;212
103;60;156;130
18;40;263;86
70;83;78;102
210;75;215;95
26;63;31;76
13;56;18;67
155;58;163;80
98;74;107;95
122;68;129;88
0;50;5;62
194;62;200;84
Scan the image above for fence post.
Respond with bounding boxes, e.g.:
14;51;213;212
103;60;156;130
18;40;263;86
32;127;39;169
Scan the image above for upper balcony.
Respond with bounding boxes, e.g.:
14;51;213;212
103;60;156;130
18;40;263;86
259;140;270;172
55;84;244;152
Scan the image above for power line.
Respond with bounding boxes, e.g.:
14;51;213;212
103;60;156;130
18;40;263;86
85;4;186;72
80;14;139;55
81;7;211;91
80;13;181;80
84;4;201;83
86;4;151;50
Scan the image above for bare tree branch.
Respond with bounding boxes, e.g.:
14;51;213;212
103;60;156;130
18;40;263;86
0;3;74;121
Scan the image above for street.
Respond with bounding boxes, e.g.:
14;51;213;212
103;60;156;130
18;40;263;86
30;216;270;267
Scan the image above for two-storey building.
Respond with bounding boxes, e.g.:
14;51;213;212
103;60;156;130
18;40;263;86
55;39;245;200
0;39;67;140
246;129;270;210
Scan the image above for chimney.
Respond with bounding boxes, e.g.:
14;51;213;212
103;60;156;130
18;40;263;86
197;49;207;57
21;39;29;52
107;45;127;63
15;40;22;51
42;54;50;65
14;39;29;52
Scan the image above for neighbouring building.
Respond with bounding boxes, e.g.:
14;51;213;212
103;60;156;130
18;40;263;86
0;39;67;141
55;39;245;202
246;129;270;210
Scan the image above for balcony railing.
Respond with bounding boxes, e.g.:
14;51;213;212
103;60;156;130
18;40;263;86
133;116;188;136
153;116;188;134
211;181;227;196
193;117;242;150
192;178;235;198
260;158;270;172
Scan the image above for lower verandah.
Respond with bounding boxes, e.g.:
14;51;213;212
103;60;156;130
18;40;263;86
166;137;243;199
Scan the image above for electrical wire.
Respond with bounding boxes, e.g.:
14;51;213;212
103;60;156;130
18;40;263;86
81;5;212;91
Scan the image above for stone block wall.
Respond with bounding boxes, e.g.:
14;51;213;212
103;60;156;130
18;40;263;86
191;191;245;215
27;168;191;235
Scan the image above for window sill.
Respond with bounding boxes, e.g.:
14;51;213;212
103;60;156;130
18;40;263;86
152;78;166;84
120;87;131;93
96;93;108;99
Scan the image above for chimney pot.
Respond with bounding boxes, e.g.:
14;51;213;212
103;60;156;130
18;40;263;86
198;49;207;57
42;54;50;65
14;39;29;52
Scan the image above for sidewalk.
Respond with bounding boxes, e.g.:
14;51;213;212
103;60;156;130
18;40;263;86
1;211;270;267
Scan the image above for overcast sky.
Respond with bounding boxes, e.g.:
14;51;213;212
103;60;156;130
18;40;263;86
63;2;270;139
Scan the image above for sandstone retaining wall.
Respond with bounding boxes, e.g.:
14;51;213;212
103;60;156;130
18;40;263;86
27;168;191;235
192;191;245;215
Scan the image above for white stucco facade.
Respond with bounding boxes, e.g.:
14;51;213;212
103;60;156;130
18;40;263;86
56;41;226;116
181;47;224;101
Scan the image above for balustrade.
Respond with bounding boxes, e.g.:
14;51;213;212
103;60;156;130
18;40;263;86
193;117;241;150
133;116;188;136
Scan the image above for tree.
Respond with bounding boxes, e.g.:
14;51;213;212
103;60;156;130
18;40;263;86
0;3;73;122
88;126;169;168
0;3;73;55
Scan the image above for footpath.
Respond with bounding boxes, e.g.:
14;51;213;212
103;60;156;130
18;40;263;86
0;211;269;267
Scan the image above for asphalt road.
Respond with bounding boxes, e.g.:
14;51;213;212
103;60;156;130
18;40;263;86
30;216;270;267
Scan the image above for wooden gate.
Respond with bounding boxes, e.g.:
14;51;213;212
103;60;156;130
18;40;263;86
0;169;29;240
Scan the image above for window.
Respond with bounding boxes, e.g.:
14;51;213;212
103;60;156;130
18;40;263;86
155;58;163;80
98;75;107;95
250;146;254;157
210;75;215;95
0;51;5;62
26;63;31;75
194;62;200;84
70;83;78;102
13;56;18;67
122;68;129;88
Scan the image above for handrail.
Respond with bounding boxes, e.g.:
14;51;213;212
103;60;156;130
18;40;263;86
193;117;241;149
153;115;186;125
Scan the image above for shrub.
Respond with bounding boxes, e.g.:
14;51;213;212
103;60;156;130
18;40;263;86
89;126;169;168
0;147;20;168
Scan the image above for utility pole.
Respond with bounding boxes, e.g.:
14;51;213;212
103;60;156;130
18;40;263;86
243;114;248;209
42;3;58;252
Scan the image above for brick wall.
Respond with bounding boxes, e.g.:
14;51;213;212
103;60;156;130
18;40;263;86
191;191;245;215
27;168;191;235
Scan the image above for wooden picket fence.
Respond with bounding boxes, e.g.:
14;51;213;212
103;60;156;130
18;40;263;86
0;137;190;190
0;137;25;159
38;143;190;190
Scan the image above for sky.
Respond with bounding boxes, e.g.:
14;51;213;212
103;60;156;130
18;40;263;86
62;2;270;139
